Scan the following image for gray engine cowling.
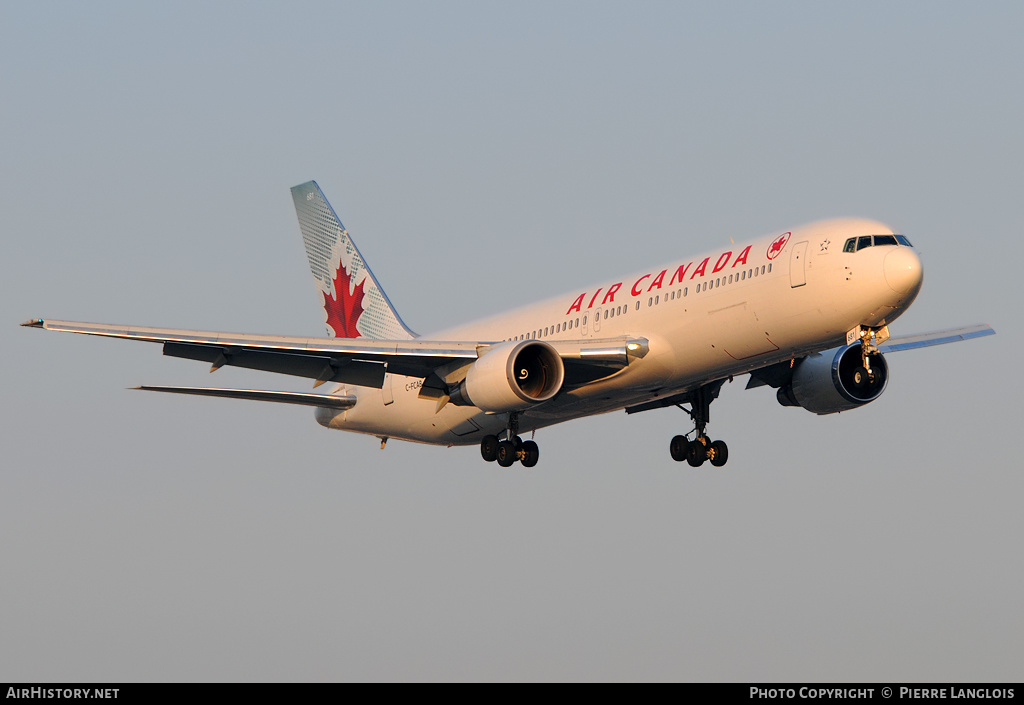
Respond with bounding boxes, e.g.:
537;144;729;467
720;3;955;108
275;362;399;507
449;340;565;413
777;344;888;415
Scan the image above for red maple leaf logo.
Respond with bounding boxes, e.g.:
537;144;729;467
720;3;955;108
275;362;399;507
767;232;791;260
322;260;365;338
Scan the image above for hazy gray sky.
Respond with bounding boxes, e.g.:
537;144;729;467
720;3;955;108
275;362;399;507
2;1;1020;681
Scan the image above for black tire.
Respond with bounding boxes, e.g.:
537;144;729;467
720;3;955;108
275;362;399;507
851;366;871;390
521;440;539;468
512;435;524;450
687;439;707;467
480;434;500;462
670;435;690;462
709;440;729;467
496;440;517;467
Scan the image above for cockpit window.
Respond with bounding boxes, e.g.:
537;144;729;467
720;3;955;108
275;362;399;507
844;234;914;252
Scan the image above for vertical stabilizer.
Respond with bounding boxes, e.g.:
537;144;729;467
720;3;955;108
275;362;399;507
291;181;416;340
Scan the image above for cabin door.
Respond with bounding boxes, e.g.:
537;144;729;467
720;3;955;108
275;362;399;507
790;241;808;287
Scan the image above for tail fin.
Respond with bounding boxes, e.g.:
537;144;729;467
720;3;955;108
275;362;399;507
291;181;416;340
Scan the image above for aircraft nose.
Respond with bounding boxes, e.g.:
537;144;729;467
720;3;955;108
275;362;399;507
883;246;923;295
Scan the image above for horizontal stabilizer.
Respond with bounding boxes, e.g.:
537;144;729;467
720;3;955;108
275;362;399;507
878;324;995;353
133;386;356;409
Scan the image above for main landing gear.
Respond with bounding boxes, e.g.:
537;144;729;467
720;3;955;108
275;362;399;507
669;382;730;468
480;412;539;468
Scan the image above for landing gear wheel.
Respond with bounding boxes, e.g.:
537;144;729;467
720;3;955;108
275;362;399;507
851;366;872;390
496;441;517;467
687;438;708;467
520;440;539;468
709;440;729;467
670;435;691;462
511;435;523;451
480;434;499;462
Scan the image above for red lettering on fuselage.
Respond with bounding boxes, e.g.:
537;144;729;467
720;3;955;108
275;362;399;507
568;242;760;311
566;293;585;315
631;275;650;296
647;269;666;291
712;251;732;274
602;283;622;304
669;262;692;286
732;245;751;267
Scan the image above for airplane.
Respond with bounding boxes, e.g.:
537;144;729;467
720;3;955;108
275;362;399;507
23;181;994;468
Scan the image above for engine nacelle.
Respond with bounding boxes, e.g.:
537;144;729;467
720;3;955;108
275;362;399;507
777;344;888;415
449;340;565;413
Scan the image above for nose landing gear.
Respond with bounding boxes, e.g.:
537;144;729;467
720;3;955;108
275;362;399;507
480;412;540;468
850;325;890;390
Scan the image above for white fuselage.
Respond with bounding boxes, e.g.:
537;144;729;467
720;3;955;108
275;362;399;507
315;218;923;445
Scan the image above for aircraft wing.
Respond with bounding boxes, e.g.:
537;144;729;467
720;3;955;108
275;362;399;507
877;323;994;353
21;319;648;389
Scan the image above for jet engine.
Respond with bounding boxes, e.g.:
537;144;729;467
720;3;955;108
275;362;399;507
777;343;888;415
449;340;565;413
